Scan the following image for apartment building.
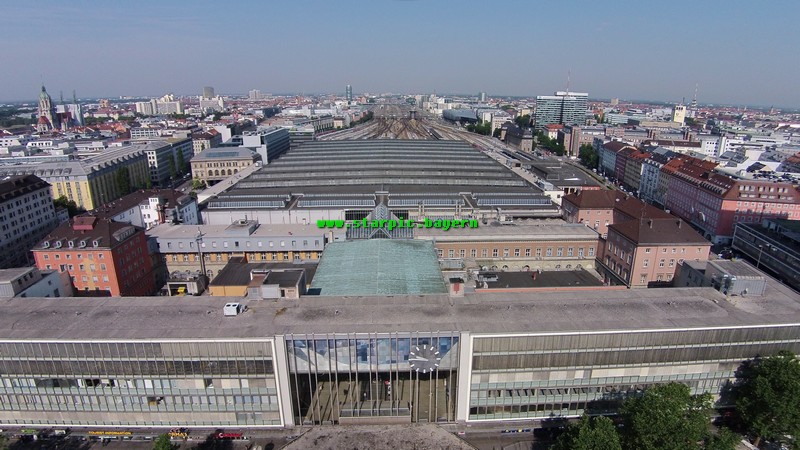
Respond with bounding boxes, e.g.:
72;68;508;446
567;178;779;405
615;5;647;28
0;175;60;268
0;146;150;210
598;218;711;287
32;216;154;296
88;188;200;230
661;156;800;244
561;190;672;238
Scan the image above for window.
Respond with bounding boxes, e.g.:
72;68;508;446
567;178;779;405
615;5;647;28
514;248;520;257
640;274;647;284
492;249;499;257
643;259;649;268
557;247;563;257
536;248;542;257
659;259;665;268
645;248;651;253
459;249;466;258
471;249;477;257
525;248;531;257
503;248;509;257
669;259;675;267
481;249;488;257
448;249;455;258
578;248;584;257
79;264;85;271
567;247;574;257
546;248;553;257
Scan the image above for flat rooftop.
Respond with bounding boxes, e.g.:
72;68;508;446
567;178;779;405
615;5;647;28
477;269;605;289
416;219;599;241
1;283;799;340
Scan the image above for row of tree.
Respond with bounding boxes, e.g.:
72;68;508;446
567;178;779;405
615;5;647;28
552;352;800;450
579;143;599;170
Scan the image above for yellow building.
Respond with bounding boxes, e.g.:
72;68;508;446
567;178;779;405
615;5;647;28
0;146;149;210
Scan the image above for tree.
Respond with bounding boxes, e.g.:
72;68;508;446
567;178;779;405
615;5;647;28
191;177;207;191
579;143;599;169
535;131;567;156
168;154;177;180
152;434;175;450
703;428;740;450
514;114;531;128
466;120;491;136
621;382;713;450
53;196;81;217
735;351;800;447
0;432;8;450
115;167;131;196
176;150;187;176
552;415;622;450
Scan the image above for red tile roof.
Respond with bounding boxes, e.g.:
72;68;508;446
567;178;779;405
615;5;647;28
609;218;709;245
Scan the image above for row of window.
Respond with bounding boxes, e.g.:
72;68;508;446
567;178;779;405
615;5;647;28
439;247;595;259
166;239;320;250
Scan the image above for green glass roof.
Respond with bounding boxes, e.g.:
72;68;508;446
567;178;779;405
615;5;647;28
311;240;447;296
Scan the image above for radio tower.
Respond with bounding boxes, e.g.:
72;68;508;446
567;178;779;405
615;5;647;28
690;83;698;109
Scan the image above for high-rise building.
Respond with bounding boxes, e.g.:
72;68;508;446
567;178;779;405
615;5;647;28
249;89;262;101
479;92;486;102
345;84;353;102
534;91;589;131
202;86;215;99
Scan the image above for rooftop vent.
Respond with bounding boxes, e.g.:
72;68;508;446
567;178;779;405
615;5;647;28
223;303;242;317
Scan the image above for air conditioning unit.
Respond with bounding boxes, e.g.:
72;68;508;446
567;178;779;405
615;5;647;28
224;303;242;317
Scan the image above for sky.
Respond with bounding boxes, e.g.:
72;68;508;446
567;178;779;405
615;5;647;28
2;0;799;107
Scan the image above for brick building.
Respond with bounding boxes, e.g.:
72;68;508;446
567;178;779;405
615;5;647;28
32;216;154;296
561;190;672;238
661;156;800;244
598;218;711;287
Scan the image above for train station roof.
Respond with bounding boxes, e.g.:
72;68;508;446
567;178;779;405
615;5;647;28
309;239;447;296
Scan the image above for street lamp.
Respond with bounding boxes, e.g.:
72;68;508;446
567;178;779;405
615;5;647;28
756;245;764;269
195;228;206;278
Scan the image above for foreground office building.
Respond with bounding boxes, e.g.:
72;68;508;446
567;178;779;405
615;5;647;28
1;284;799;428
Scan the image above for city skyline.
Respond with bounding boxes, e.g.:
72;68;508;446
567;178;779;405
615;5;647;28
2;0;799;107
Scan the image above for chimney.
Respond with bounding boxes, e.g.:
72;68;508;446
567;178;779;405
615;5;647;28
648;219;653;228
677;219;682;229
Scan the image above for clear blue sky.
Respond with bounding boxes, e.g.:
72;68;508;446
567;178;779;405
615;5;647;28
2;0;799;107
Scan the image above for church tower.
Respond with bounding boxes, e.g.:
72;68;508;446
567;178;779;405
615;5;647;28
37;85;59;132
